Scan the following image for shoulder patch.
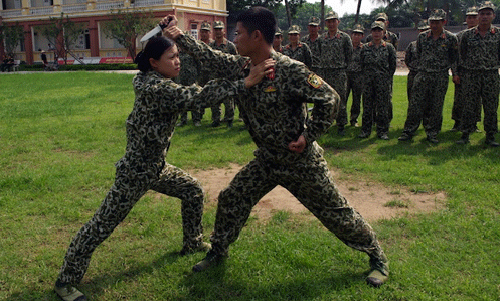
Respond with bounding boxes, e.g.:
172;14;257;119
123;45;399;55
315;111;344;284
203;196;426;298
307;73;323;89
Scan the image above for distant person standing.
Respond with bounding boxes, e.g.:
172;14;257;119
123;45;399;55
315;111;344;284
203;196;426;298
358;21;397;140
196;21;214;124
176;47;202;127
209;21;239;128
456;1;500;147
366;13;399;50
450;6;481;132
346;24;365;127
301;16;322;73
319;11;353;136
41;50;48;67
273;28;284;53
283;25;313;69
398;9;458;144
404;20;430;102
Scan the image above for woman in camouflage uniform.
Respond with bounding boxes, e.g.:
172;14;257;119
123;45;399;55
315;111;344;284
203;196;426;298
54;36;273;301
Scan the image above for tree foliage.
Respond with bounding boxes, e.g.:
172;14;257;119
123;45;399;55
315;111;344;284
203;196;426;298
0;23;24;57
101;9;156;60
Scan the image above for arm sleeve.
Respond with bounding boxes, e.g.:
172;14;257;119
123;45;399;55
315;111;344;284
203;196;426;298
388;44;397;76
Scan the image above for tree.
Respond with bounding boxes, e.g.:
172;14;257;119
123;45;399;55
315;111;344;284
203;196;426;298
101;8;156;60
36;13;86;64
0;23;24;57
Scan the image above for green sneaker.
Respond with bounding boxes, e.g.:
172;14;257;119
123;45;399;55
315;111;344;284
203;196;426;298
366;257;389;288
179;242;211;256
54;280;86;301
192;250;226;272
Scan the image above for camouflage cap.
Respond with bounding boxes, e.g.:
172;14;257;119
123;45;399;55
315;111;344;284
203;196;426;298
213;20;224;29
428;8;446;21
371;20;385;30
352;24;365;33
417;20;430;30
325;11;339;20
375;12;388;21
308;16;320;26
288;25;301;34
200;21;211;31
478;1;496;11
275;27;283;36
466;6;479;15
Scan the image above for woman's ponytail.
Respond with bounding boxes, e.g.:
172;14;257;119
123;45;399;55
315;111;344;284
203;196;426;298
135;36;175;72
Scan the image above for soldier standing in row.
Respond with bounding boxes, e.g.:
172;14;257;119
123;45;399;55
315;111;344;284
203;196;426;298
273;28;284;53
398;9;458;144
346;24;365;127
404;20;430;103
301;16;322;74
366;13;399;49
319;11;353;136
176;47;202;127
451;6;480;132
195;21;214;124
283;25;313;69
209;21;239;128
456;1;500;147
358;21;397;140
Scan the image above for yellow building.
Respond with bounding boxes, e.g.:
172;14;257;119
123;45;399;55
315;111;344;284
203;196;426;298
0;0;228;64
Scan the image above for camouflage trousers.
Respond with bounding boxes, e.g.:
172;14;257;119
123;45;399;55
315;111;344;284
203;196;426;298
361;73;392;135
57;161;205;285
180;110;203;123
460;70;499;135
452;82;481;124
211;97;235;123
347;71;365;124
406;70;417;102
402;71;449;137
209;143;386;263
320;68;348;126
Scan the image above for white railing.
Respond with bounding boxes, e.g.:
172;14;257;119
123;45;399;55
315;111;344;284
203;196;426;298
30;6;54;15
95;1;124;10
134;0;165;7
1;9;22;18
61;4;87;13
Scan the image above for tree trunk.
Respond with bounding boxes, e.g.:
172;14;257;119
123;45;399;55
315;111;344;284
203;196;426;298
321;0;325;34
355;0;362;24
285;0;292;28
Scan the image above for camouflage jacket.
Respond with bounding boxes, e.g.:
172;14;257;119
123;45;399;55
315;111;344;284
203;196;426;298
451;29;467;75
177;50;200;86
366;30;399;50
123;71;242;169
459;26;500;71
301;34;322;68
282;42;313;69
360;41;397;77
404;41;419;72
347;43;364;73
319;30;353;70
176;34;339;161
209;38;238;54
416;29;458;74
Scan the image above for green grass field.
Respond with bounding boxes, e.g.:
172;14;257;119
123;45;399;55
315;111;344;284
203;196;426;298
1;72;499;300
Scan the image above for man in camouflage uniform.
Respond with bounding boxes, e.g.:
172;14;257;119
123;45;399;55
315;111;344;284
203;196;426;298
404;20;430;103
451;6;481;132
196;21;214;124
398;9;458;144
346;24;365;127
273;28;284;53
301;16;322;73
283;25;313;69
358;21;397;140
209;21;239;127
366;13;399;50
319;11;353;136
165;6;389;288
456;1;500;147
176;47;202;126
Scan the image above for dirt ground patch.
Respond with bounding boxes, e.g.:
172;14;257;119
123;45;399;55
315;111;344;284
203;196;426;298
190;163;446;222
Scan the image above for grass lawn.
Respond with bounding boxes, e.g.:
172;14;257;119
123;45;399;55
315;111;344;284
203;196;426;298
0;72;499;300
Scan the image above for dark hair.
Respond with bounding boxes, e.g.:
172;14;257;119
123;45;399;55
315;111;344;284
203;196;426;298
236;7;276;45
135;36;175;72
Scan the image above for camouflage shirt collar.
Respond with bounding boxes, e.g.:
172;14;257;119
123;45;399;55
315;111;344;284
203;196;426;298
474;26;497;34
368;41;386;47
285;42;304;49
426;30;446;39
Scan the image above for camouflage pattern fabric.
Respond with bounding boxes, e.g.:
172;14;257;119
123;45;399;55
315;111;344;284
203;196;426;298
459;26;500;135
176;33;388;266
359;41;397;136
209;38;239;123
347;43;364;124
282;42;313;69
366;30;399;50
57;71;242;285
177;50;203;123
301;34;322;71
404;41;419;101
401;30;458;138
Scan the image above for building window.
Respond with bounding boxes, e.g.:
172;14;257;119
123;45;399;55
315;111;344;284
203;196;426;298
190;23;198;40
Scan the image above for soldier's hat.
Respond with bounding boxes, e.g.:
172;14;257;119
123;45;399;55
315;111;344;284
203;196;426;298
466;6;479;15
352;24;365;33
308;16;320;26
200;21;211;31
371;20;385;30
213;21;224;29
275;27;283;36
478;1;496;12
288;25;301;34
428;9;447;21
417;20;430;30
375;12;388;21
325;11;339;20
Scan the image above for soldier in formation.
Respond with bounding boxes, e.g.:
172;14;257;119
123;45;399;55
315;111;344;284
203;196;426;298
346;24;365;127
404;20;430;103
301;16;322;73
282;25;313;69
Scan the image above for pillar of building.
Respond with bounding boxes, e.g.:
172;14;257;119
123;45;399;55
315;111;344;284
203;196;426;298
89;19;100;57
21;0;30;15
23;23;33;64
